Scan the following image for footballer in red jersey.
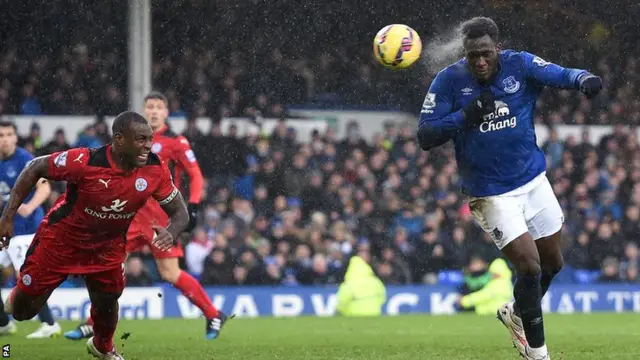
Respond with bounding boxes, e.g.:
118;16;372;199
0;112;189;359
65;92;230;343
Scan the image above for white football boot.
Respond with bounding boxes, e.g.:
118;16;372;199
496;301;528;357
86;336;125;360
26;322;62;338
0;320;16;335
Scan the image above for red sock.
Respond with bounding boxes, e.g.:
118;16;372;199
90;304;118;354
86;315;94;326
175;271;218;319
7;287;16;311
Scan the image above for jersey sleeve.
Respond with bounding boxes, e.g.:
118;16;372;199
47;148;89;182
153;160;179;206
173;136;204;204
417;70;466;150
520;51;588;89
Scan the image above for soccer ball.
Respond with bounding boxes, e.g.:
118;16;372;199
373;24;422;69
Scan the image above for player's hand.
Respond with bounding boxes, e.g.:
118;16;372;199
17;204;35;217
463;90;495;128
579;74;603;99
186;203;200;232
0;216;13;248
151;225;174;251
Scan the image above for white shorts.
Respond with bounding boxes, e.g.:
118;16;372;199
0;234;35;273
468;172;564;250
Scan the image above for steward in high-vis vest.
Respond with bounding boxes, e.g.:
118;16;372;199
336;255;386;316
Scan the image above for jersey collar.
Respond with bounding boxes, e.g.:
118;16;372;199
105;145;127;174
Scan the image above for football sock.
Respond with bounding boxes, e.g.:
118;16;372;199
514;270;558;317
514;274;545;348
175;271;219;319
0;294;9;326
37;304;55;326
539;270;557;297
91;303;118;354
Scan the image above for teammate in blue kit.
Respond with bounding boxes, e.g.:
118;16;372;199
417;17;602;360
0;121;61;338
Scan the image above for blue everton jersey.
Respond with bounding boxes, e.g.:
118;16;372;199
417;50;587;197
0;147;44;235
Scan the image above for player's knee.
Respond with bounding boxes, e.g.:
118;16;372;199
156;259;180;283
543;256;563;276
11;303;38;321
90;292;121;312
513;255;541;277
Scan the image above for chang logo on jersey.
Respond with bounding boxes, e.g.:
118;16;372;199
84;199;135;220
480;101;517;133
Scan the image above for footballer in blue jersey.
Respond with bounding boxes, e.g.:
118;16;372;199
417;18;602;360
0;121;61;338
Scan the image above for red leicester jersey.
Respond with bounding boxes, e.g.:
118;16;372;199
45;145;178;249
151;125;203;203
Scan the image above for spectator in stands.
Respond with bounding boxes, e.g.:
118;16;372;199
185;227;214;276
42;128;70;155
125;257;154;286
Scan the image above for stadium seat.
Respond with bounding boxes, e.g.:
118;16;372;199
438;270;465;286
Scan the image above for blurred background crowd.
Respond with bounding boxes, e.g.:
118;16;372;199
3;0;640;287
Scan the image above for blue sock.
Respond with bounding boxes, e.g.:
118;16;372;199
37;304;55;326
0;295;8;326
514;274;545;348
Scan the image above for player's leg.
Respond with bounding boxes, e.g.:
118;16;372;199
524;177;565;298
0;251;17;334
500;235;548;359
64;240;137;341
535;231;563;296
154;253;231;339
7;234;67;322
470;196;544;358
8;275;59;323
84;267;125;360
8;234;62;338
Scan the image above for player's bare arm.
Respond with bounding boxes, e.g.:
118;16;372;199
1;157;50;220
153;191;189;251
0;156;50;245
17;178;50;217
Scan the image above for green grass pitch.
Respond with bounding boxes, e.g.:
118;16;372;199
3;314;640;359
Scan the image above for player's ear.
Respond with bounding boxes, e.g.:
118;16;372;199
495;42;503;52
113;132;124;146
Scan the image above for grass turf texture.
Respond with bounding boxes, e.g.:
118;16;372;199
3;314;640;359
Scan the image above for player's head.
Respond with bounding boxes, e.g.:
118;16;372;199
143;91;169;131
112;111;153;167
0;121;18;157
460;17;501;82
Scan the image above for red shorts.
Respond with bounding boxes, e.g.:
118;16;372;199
18;225;126;297
125;199;184;259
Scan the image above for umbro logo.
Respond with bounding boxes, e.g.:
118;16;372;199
461;87;473;95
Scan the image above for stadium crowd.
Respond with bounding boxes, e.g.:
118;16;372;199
3;0;640;287
12;117;640;287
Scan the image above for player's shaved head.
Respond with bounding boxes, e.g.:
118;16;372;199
460;17;499;42
111;111;153;169
112;111;148;135
460;17;501;83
